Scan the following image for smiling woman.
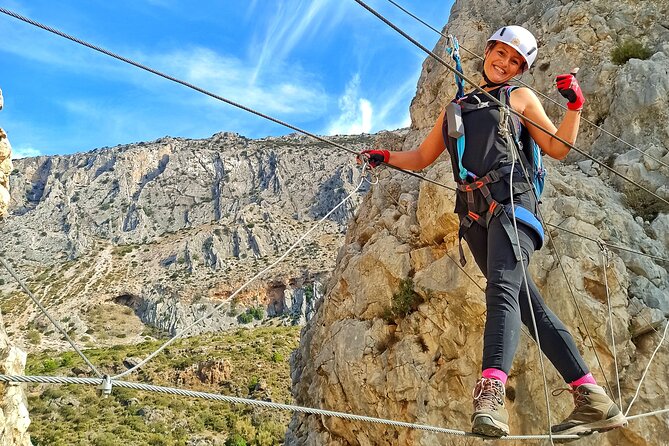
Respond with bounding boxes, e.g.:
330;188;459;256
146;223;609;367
0;0;451;157
360;24;626;439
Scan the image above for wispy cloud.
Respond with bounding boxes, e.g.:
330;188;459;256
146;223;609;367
373;65;422;130
155;47;328;117
0;14;330;121
11;144;42;159
250;0;349;84
326;74;373;135
325;66;419;136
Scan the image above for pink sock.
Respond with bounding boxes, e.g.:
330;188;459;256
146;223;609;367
570;372;597;388
482;368;508;385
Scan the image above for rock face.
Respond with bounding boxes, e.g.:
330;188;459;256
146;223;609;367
0;311;31;446
0;87;30;446
0;87;12;218
0;132;379;349
288;1;668;445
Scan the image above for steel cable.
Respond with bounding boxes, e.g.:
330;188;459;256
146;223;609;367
0;374;583;441
384;0;669;170
0;7;455;193
546;224;669;263
1;373;665;439
352;0;669;208
113;167;370;380
0;256;102;378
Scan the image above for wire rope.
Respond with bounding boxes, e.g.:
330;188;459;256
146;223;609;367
0;7;454;193
352;0;669;208
113;166;370;379
503;107;555;444
0;256;102;378
601;246;623;410
546;224;669;263
2;373;666;438
384;0;669;170
624;320;669;417
0;374;583;441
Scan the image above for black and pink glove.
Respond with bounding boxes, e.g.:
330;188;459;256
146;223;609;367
555;73;585;111
359;149;389;168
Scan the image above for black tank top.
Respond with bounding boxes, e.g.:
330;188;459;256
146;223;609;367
442;86;529;214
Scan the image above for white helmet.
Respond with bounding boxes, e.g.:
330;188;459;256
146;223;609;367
487;25;538;72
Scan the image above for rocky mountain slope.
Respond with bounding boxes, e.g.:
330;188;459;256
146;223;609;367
0;130;394;351
287;1;669;445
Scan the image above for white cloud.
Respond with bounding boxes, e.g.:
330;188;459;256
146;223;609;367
371;65;422;131
250;0;350;83
11;144;42;159
326;74;373;135
0;10;329;119
375;69;420;126
155;47;328;117
325;67;419;135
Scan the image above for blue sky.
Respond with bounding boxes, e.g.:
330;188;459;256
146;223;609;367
0;0;453;158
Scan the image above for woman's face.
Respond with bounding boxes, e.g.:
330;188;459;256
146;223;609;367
483;42;525;84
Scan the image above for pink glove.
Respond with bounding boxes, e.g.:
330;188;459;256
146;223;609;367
555;74;585;111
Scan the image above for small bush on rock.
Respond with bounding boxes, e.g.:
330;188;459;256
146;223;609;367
611;39;652;65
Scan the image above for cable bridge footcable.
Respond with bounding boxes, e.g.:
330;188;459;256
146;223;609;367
1;374;668;440
1;4;667;440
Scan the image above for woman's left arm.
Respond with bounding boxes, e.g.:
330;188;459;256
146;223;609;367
510;87;581;160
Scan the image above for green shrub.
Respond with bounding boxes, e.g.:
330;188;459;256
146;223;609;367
248;306;264;320
41;358;59;373
59;352;76;367
303;285;314;302
225;434;247;446
247;376;259;393
27;329;41;344
237;313;253;324
270;352;284;363
623;187;669;222
383;278;423;321
611;39;652;65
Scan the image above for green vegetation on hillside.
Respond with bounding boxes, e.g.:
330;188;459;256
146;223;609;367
26;326;300;446
611;39;652;65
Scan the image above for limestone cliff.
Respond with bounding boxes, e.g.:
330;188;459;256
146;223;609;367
0;312;31;446
0;87;11;218
287;1;669;445
0;87;31;445
0;131;382;350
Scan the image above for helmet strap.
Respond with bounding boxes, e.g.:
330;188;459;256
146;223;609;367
481;64;505;89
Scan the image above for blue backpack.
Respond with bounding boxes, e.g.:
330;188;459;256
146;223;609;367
500;85;546;199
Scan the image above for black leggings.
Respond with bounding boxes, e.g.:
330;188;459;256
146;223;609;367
463;214;589;383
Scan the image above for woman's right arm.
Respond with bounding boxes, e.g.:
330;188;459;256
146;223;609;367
387;109;448;171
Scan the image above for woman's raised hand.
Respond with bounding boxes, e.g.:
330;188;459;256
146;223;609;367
555;73;585;111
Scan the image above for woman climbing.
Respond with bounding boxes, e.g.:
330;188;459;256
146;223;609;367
360;25;626;439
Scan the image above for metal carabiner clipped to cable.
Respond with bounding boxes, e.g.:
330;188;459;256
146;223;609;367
360;160;380;185
597;240;611;267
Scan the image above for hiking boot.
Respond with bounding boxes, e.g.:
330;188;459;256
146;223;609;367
471;377;509;437
551;384;626;441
